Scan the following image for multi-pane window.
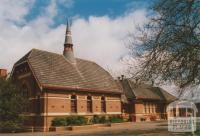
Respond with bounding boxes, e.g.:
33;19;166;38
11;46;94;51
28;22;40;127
87;96;92;113
144;102;157;114
71;95;77;113
156;104;160;113
101;97;106;113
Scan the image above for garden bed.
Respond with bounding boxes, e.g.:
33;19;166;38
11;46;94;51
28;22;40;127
49;123;110;132
49;115;130;132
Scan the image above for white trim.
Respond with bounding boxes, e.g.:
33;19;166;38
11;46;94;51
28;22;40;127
76;112;87;115
41;113;70;116
29;96;70;100
106;112;121;114
22;112;122;116
93;112;102;114
106;100;121;102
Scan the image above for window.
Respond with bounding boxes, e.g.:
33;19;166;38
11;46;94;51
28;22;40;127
156;104;161;113
144;102;158;113
71;95;77;113
148;103;151;113
152;104;156;113
87;96;92;113
101;97;106;113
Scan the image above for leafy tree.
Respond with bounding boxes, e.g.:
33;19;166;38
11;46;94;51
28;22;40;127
0;77;28;132
130;0;200;88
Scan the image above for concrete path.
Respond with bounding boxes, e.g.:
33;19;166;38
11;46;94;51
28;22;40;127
0;121;192;136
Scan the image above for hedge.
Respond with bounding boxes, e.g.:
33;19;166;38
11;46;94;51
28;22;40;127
51;116;87;126
51;115;124;127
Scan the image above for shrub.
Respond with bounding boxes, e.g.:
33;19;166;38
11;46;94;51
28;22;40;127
66;116;87;126
51;117;67;126
0;78;28;133
99;116;108;124
91;115;100;124
109;116;123;123
195;127;200;135
92;115;108;124
51;116;88;126
0;121;24;133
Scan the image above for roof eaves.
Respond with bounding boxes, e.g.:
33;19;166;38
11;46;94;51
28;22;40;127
42;84;122;94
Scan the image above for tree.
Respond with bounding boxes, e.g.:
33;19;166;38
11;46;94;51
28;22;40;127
130;0;200;88
0;77;28;132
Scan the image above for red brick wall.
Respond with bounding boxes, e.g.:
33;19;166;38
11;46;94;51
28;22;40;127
12;62;122;131
0;69;7;77
42;92;121;131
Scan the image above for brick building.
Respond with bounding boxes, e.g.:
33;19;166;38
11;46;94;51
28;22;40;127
0;69;7;77
11;23;122;131
118;78;176;122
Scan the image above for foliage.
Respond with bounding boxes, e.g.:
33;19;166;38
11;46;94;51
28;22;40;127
51;115;125;127
66;116;88;126
130;0;200;89
109;116;123;123
92;115;108;124
195;128;200;136
0;77;28;132
51;117;67;126
52;116;88;126
0;121;24;133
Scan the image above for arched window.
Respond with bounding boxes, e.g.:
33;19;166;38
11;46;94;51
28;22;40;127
101;97;106;113
87;96;92;113
71;95;77;113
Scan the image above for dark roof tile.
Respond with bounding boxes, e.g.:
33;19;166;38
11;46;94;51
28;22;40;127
14;49;121;93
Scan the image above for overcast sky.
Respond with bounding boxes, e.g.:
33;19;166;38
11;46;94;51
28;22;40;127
0;0;151;74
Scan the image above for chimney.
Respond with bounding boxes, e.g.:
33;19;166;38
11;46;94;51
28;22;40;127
0;69;7;77
121;75;125;81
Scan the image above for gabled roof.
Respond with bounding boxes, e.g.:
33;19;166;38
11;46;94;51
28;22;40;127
13;49;122;94
119;79;176;102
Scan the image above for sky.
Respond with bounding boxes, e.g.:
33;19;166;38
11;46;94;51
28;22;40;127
0;0;180;95
0;0;152;75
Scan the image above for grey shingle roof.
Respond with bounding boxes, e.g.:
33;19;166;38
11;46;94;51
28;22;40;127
119;79;176;102
14;49;121;94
